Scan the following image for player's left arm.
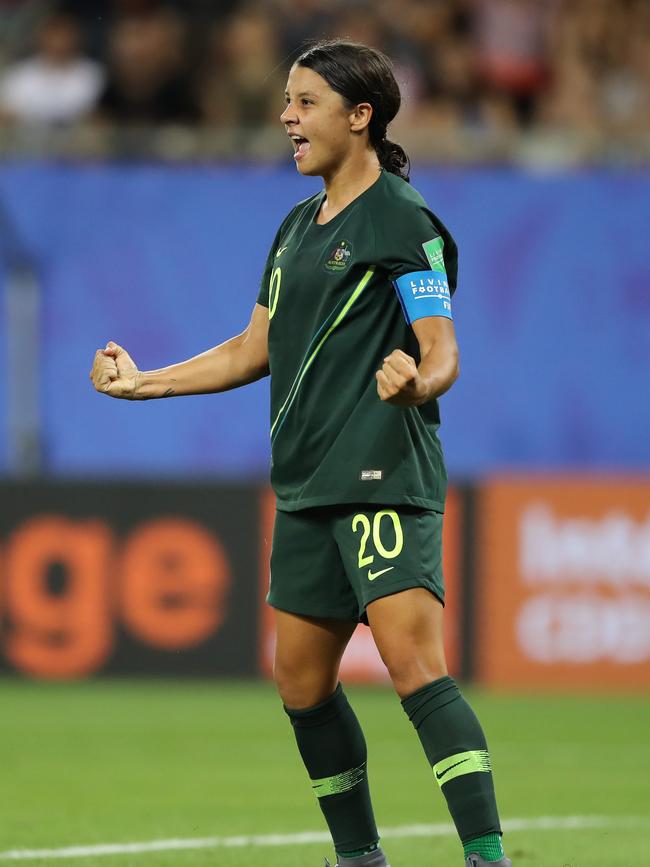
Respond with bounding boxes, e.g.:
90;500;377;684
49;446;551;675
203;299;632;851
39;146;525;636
376;316;459;407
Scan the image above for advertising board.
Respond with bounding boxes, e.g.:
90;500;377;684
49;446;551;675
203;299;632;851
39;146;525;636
476;478;650;690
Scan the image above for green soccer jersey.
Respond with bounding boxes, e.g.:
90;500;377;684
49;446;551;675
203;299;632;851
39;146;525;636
256;169;458;513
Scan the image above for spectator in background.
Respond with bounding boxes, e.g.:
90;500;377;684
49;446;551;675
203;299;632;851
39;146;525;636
95;8;199;125
336;0;442;125
537;0;602;135
541;0;650;138
379;0;459;114
0;0;47;71
471;0;555;129
603;1;650;135
272;0;336;61
1;0;646;146
0;11;104;126
374;1;478;139
199;5;284;128
326;3;387;52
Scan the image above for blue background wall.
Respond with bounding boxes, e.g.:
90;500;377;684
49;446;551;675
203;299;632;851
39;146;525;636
0;163;648;477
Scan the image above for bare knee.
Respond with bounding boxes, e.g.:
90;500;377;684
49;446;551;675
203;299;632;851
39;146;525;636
379;645;448;699
272;610;355;709
367;588;447;698
273;656;339;709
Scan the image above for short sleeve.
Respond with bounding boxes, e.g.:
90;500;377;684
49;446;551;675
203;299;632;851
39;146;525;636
376;198;459;326
379;202;458;290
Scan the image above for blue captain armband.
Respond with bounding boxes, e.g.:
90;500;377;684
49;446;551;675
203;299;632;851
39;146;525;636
393;270;452;325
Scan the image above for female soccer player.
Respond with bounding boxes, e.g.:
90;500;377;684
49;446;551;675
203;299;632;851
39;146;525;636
91;39;512;867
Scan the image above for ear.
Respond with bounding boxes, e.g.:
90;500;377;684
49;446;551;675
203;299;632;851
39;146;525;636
349;102;373;134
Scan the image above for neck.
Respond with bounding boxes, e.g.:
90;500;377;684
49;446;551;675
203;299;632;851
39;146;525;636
321;149;381;217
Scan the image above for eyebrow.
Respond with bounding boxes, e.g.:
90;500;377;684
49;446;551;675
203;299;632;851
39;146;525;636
284;90;318;98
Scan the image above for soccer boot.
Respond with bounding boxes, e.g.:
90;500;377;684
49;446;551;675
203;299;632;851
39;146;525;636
324;853;391;867
465;854;512;867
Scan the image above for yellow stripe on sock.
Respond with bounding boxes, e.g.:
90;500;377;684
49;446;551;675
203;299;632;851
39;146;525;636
433;750;492;787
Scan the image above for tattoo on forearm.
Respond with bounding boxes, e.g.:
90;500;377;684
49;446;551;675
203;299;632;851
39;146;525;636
162;388;176;398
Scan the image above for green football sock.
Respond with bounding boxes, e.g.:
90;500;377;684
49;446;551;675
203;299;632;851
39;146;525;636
463;831;505;861
401;676;504;856
284;683;380;857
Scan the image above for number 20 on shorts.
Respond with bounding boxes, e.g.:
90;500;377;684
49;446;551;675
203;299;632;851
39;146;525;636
351;509;404;568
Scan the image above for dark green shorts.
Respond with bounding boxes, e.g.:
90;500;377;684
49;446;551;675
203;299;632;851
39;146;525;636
268;504;445;624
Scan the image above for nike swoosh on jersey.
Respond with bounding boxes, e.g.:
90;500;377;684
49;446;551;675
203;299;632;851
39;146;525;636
435;758;470;780
276;245;289;258
367;566;394;581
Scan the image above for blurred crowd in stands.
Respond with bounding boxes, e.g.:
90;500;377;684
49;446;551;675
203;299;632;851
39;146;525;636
0;0;648;157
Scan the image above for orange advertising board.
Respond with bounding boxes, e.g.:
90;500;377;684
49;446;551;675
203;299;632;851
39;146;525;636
259;488;463;682
476;477;650;690
2;515;231;678
0;482;261;679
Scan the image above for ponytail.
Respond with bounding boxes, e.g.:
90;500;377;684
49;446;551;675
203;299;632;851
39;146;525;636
375;137;410;182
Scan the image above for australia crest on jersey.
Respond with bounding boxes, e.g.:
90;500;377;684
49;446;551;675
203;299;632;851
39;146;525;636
324;239;353;272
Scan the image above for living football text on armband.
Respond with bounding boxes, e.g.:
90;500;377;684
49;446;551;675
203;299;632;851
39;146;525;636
393;270;453;325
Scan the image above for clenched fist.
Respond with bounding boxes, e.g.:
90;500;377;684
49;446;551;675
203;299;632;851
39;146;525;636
376;349;428;407
90;341;140;399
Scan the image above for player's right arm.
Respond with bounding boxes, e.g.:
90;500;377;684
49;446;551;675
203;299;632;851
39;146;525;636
90;302;270;400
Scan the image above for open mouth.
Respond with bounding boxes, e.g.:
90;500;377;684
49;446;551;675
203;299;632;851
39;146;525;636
289;134;311;161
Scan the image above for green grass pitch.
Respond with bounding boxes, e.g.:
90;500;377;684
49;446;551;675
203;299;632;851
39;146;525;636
1;680;648;866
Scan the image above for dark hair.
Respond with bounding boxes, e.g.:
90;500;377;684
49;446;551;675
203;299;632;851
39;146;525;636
296;39;410;182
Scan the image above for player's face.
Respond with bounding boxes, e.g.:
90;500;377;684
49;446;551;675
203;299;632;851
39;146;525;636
281;64;356;177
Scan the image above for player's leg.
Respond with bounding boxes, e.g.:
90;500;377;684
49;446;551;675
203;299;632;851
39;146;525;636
337;506;510;866
270;508;390;866
275;612;388;866
273;608;355;709
367;589;510;865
